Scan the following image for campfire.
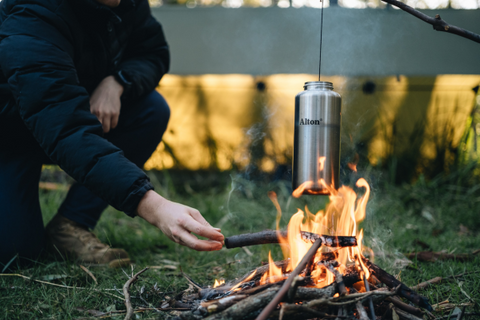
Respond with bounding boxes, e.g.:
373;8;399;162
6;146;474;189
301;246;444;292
170;179;432;320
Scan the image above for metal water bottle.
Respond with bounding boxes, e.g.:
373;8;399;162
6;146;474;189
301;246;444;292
292;81;342;196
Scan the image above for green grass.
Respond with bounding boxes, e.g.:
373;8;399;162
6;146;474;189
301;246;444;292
1;168;479;319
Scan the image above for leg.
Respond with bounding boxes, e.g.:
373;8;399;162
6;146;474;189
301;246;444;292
0;147;44;266
57;90;170;228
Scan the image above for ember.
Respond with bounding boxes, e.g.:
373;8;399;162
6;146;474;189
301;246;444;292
170;178;433;320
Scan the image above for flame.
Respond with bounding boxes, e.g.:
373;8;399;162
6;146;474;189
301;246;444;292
213;279;225;288
213;178;373;290
348;153;359;172
279;178;371;287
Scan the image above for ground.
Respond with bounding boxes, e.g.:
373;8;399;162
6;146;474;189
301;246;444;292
1;168;479;320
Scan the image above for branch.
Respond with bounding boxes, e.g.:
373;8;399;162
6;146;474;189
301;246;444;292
123;267;149;320
382;0;480;44
225;230;357;249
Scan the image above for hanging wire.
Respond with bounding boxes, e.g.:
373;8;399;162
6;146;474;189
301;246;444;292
318;0;325;81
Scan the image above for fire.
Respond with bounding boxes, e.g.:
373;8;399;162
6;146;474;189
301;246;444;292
213;177;373;290
213;279;225;288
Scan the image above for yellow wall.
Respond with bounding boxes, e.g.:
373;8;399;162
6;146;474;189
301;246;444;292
144;74;480;172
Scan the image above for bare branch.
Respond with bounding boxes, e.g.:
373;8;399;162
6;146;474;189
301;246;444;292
123;267;149;320
382;0;480;44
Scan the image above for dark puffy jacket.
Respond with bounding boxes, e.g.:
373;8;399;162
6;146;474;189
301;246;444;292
0;0;170;216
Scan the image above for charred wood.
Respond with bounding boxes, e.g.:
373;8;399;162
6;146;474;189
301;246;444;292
225;230;357;249
362;257;433;311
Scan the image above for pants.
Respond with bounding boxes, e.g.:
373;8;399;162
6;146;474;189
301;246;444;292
0;90;170;266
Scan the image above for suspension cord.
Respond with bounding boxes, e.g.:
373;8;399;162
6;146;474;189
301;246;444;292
318;0;325;81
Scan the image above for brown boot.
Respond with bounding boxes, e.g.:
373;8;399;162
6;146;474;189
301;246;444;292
46;214;130;267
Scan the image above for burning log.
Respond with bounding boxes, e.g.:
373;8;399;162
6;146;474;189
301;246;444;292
362;257;433;311
224;230;357;249
256;238;323;320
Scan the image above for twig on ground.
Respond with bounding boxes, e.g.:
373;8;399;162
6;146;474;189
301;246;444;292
0;273;123;300
80;265;98;285
381;0;480;43
123;267;148;320
180;267;203;291
411;270;480;291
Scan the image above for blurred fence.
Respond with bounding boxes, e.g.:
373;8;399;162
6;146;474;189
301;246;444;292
145;74;480;181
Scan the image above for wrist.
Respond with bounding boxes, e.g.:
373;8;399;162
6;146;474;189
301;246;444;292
136;190;164;223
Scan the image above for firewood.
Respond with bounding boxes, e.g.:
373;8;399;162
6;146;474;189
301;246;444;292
225;230;357;249
323;261;347;296
386;296;424;317
256;238;323;320
355;301;370;320
202;287;279;320
362;257;433;311
200;295;248;314
393;306;424;320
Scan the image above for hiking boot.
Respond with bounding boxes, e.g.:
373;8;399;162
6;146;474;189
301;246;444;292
46;214;130;267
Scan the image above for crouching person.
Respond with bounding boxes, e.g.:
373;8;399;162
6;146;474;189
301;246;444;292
0;0;224;268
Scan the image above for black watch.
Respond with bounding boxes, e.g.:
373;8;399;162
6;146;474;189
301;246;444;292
114;70;132;95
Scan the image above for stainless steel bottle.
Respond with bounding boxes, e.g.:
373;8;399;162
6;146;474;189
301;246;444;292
292;81;341;196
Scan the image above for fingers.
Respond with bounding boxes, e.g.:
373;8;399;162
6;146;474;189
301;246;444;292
111;113;119;130
175;229;223;251
188;208;211;227
102;115;111;133
183;217;224;242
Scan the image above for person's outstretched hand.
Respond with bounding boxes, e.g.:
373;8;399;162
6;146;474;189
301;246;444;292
90;75;123;133
136;190;224;251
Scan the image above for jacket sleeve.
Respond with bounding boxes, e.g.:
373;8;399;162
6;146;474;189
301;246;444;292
0;3;153;216
115;0;170;100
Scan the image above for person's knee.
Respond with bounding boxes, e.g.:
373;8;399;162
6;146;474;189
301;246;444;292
145;92;170;141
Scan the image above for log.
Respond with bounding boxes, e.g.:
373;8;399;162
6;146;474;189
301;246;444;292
202;287;279;320
362;258;432;311
256;238;323;320
225;230;357;249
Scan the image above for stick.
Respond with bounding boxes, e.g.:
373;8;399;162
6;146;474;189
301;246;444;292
203;287;279;320
123;267;148;320
411;270;480;291
381;0;480;44
225;230;357;249
256;238;323;320
362;258;433;311
386;297;424;318
393;307;424;320
323;262;347;296
287;276;302;303
356;301;370;320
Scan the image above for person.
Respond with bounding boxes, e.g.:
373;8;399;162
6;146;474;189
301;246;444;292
0;0;224;267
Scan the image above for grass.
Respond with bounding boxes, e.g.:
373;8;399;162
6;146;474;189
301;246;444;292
1;167;479;320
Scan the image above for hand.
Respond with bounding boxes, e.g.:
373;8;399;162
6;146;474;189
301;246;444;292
90;75;123;133
136;190;224;251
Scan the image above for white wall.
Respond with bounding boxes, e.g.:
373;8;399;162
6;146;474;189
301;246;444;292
152;7;480;76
